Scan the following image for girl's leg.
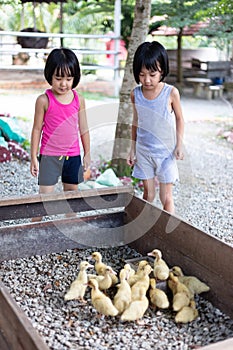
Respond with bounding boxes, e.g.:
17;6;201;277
32;185;55;222
142;178;156;202
62;183;78;217
159;183;174;214
39;185;55;194
62;183;78;191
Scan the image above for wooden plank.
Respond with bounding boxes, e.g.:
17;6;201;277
124;196;233;319
0;186;133;221
0;282;49;350
0;212;125;262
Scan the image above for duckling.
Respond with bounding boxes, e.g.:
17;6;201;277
171;266;210;298
120;289;149;325
91;252;118;286
64;261;93;302
172;292;191;312
113;269;132;314
131;264;153;301
128;260;149;287
168;272;190;296
147;249;169;281
88;265;116;291
149;278;169;309
91;251;107;276
136;260;149;273
168;272;192;312
123;263;135;278
175;300;199;323
87;279;118;317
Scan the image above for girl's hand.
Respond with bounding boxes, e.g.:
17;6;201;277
83;153;91;171
174;147;184;160
30;157;39;177
127;149;136;167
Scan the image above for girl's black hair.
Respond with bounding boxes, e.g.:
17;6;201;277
133;41;169;84
44;48;81;88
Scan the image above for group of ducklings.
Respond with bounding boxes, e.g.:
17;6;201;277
64;249;210;324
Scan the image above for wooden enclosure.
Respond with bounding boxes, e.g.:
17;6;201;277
0;187;232;350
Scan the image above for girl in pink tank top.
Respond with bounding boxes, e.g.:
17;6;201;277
30;48;91;195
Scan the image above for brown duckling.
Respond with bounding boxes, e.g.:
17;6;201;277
64;261;93;303
149;278;169;309
88;279;118;317
147;249;169;281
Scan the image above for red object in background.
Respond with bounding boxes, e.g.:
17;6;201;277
8;141;30;161
0;146;12;163
106;39;127;66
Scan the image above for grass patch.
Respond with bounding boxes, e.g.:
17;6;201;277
79;91;116;101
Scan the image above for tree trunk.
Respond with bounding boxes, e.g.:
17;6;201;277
111;0;151;176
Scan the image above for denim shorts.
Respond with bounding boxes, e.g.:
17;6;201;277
38;155;84;186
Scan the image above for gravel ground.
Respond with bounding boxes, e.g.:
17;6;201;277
0;94;233;349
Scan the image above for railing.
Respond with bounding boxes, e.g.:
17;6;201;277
0;30;123;95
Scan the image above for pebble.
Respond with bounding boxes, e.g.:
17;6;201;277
0;120;233;349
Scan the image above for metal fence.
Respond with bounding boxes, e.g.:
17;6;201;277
0;30;123;95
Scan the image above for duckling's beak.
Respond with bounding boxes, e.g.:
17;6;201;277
87;264;94;269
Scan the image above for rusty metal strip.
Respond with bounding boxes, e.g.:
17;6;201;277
0;186;133;221
0;281;49;350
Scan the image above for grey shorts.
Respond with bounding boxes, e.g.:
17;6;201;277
132;147;179;184
38;155;84;186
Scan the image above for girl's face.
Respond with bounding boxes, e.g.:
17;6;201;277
139;66;163;89
51;73;74;95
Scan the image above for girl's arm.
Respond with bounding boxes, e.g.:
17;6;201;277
79;95;91;170
127;90;138;166
171;87;184;160
30;94;47;177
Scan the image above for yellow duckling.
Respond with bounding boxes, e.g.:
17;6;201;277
88;266;116;291
123;263;135;278
91;251;107;276
175;300;199;323
91;251;118;286
128;260;149;287
172;292;191;312
87;279;118;317
64;261;93;303
171;266;210;298
113;269;132;314
147;249;169;281
131;264;153;301
120;289;149;324
168;272;192;312
149;278;169;309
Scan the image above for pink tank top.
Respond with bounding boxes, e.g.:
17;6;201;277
40;89;81;156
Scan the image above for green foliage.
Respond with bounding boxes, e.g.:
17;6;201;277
21;139;30;152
